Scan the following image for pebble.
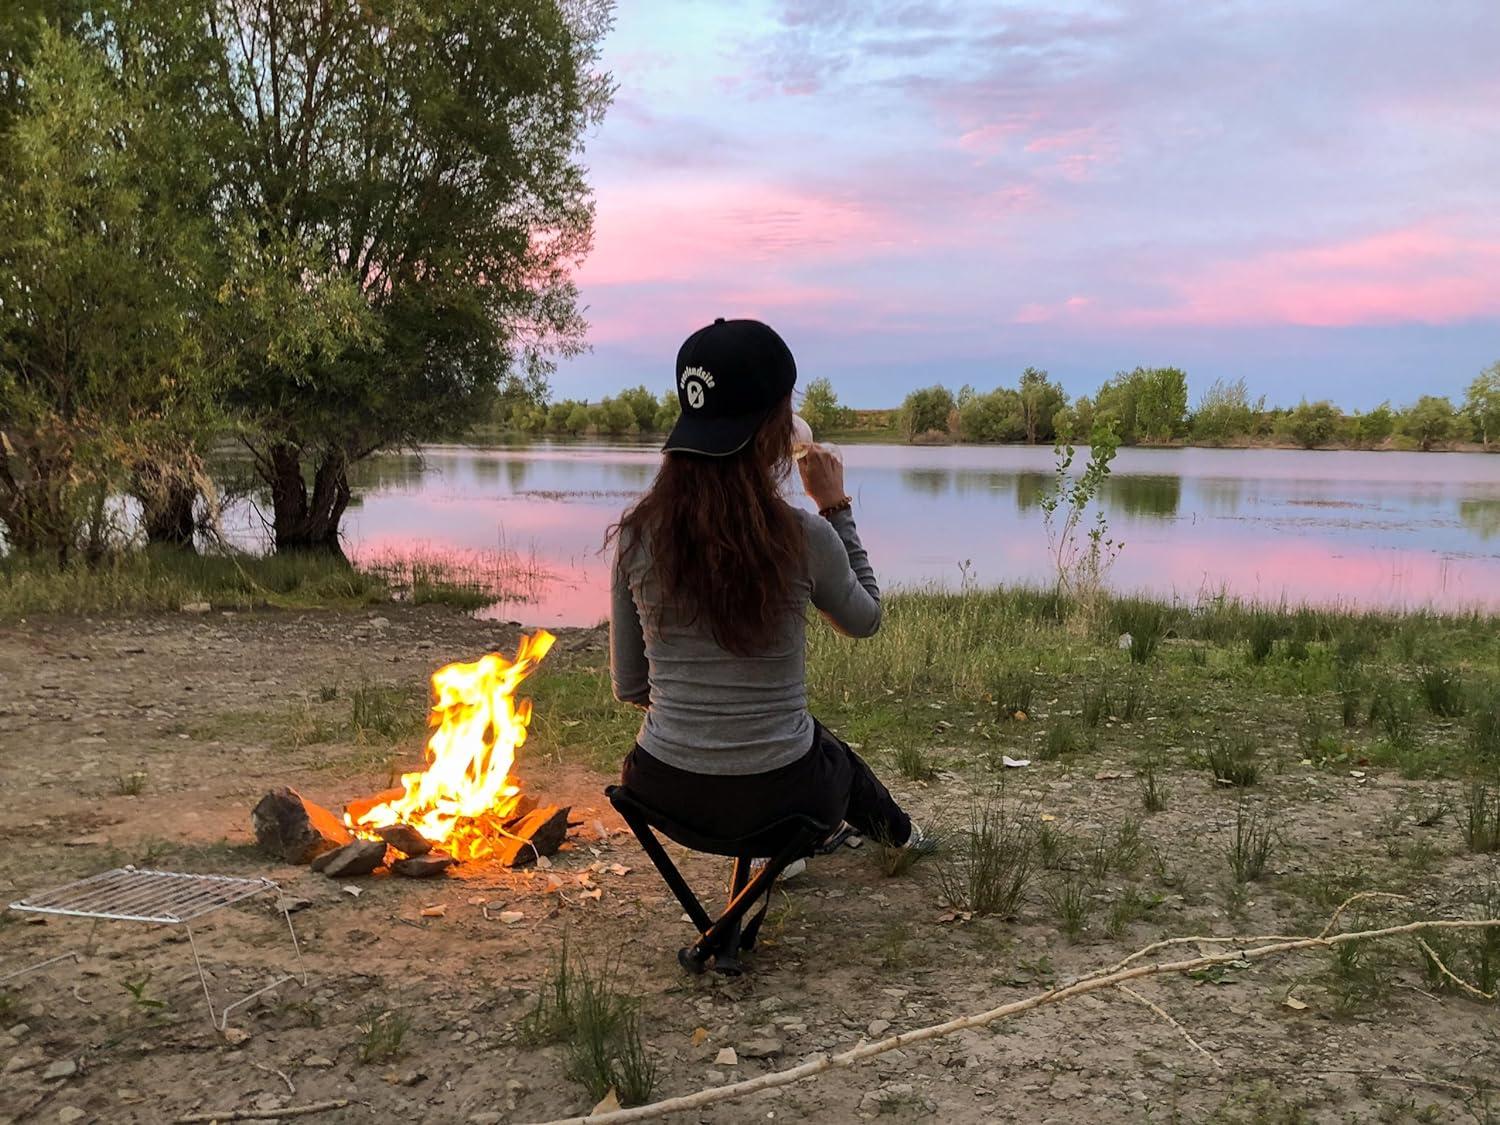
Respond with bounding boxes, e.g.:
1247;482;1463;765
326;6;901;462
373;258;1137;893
304;1055;335;1068
867;1019;891;1037
7;1022;29;1038
57;1108;86;1124
43;1058;79;1080
738;1038;783;1059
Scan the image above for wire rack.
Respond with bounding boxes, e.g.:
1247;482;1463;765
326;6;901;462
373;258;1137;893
5;865;307;1030
11;867;279;924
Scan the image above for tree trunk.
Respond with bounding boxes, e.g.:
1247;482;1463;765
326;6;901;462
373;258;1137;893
133;462;199;551
267;443;351;557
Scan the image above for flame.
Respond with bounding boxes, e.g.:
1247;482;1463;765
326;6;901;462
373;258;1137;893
348;630;556;861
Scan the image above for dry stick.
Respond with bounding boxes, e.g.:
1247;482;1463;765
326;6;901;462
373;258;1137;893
252;1061;296;1095
1415;936;1497;1001
1114;984;1221;1069
523;912;1500;1125
176;1099;349;1123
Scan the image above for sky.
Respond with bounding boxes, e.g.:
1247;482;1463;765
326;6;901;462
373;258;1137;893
555;0;1500;410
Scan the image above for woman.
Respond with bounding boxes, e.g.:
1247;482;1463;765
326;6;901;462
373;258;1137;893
609;317;917;860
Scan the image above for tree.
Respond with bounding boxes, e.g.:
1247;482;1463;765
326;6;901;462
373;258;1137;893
899;385;956;440
1135;367;1188;442
1279;400;1341;450
564;403;591;435
1351;402;1395;449
958;388;1025;443
1399;396;1458;452
1018;367;1066;444
1465;363;1500;449
1191;377;1258;444
799;377;851;437
201;0;613;553
616;384;658;431
654;391;680;433
0;27;217;563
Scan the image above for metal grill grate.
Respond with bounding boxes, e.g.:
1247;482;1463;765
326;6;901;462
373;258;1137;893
6;865;306;1031
10;866;277;924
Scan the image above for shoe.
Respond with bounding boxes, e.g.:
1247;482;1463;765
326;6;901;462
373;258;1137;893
750;856;806;882
816;821;864;854
904;821;936;854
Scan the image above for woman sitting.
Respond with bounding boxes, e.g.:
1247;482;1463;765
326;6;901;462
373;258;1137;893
609;317;918;863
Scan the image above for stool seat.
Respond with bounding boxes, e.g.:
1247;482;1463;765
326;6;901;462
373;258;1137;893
605;784;829;976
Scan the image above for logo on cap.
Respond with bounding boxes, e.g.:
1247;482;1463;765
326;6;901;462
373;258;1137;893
680;365;715;410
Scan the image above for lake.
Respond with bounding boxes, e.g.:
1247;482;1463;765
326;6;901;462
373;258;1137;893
229;442;1500;626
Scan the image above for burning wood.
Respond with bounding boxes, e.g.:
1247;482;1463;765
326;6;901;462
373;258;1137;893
250;631;572;879
251;787;352;864
344;630;557;861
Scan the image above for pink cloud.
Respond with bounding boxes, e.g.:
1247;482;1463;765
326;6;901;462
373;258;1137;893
1119;225;1500;327
577;179;900;288
1013;295;1093;324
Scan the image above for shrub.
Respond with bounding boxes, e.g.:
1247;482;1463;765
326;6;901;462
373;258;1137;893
939;802;1038;916
1416;664;1467;718
1204;738;1260;787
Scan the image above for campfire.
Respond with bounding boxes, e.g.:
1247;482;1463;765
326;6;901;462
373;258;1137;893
347;630;556;860
252;630;574;877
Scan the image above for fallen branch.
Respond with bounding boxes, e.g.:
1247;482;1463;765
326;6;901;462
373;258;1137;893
1115;984;1220;1069
522;904;1500;1125
1416;937;1496;1002
176;1099;348;1123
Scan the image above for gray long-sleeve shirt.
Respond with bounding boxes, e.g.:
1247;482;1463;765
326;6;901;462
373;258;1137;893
611;506;880;775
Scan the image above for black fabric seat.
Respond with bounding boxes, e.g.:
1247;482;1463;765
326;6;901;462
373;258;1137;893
606;784;828;975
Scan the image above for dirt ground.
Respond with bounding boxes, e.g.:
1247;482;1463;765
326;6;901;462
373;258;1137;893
1;607;1497;1124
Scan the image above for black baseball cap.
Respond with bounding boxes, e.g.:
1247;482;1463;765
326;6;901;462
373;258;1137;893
662;317;797;457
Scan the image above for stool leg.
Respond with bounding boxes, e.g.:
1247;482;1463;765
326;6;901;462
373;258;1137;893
712;858;752;975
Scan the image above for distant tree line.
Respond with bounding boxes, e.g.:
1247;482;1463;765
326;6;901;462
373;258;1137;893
891;364;1500;451
1;1;612;566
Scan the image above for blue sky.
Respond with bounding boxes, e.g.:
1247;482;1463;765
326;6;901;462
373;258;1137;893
554;0;1500;409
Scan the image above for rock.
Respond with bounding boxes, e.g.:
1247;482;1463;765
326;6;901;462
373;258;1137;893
43;1058;78;1080
469;1114;505;1124
391;853;457;879
8;1022;30;1039
713;1047;738;1066
57;1108;86;1123
867;1019;891;1037
311;839;388;878
182;601;211;613
492;805;571;868
252;787;352;864
739;1039;783;1059
274;896;313;915
222;1027;251;1046
375;823;432;857
304;1055;335;1068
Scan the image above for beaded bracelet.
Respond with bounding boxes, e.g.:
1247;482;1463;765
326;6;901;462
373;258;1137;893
818;496;853;519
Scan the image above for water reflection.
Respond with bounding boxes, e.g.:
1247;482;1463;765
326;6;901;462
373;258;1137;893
1105;475;1182;520
1460;499;1500;540
218;440;1500;623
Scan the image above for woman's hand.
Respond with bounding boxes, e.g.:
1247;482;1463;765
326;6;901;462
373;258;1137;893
798;445;847;511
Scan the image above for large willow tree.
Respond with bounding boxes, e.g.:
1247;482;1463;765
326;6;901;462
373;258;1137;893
204;0;612;553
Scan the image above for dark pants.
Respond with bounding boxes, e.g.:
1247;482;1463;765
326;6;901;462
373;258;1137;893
621;720;912;847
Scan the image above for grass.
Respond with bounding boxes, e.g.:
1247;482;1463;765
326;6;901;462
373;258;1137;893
1040;720;1081;760
1227;799;1277;882
1416;663;1467;717
0;543;541;619
520;938;656;1106
1203;738;1261;788
113;770;148;796
1046;876;1094;942
1463;779;1500;853
894;743;938;781
1137;753;1169;812
355;1006;411;1064
938;800;1038;917
1111;598;1171;664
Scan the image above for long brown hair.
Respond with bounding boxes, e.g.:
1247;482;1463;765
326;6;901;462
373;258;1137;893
610;396;805;655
